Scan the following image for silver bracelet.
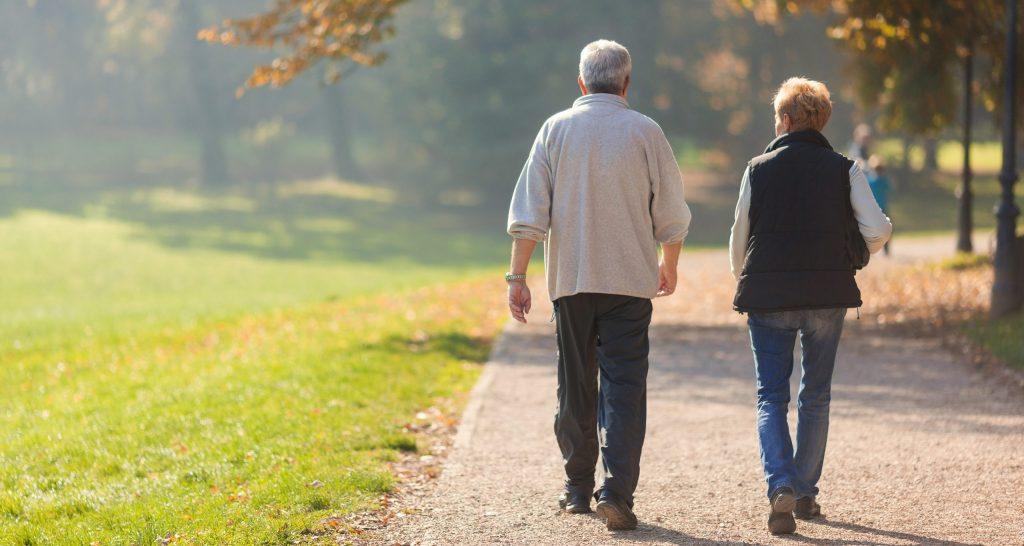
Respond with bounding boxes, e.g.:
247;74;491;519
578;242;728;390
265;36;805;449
505;273;527;283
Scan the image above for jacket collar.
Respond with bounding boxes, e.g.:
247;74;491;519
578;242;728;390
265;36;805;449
764;129;833;154
573;93;629;109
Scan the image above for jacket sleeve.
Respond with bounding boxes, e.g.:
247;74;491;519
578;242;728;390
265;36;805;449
507;124;552;241
729;167;751;279
648;124;692;244
849;163;893;254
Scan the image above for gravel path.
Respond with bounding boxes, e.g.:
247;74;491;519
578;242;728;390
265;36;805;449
375;238;1024;545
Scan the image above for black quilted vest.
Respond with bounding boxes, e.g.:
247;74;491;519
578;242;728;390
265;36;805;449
733;130;862;313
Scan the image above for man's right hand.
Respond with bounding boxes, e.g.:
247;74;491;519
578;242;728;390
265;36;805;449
656;242;682;298
656;260;678;298
508;281;532;323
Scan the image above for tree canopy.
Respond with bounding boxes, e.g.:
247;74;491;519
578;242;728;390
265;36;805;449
199;0;408;93
738;0;1008;136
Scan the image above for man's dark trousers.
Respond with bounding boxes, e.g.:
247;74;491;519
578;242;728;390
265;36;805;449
553;292;652;507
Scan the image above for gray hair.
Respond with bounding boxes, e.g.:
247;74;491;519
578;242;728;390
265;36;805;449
579;40;631;95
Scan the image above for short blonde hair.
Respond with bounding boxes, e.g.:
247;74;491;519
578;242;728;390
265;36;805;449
773;77;832;132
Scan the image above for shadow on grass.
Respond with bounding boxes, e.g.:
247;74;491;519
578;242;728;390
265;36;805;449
0;173;509;267
376;331;493;364
107;191;507;266
0;150;748;270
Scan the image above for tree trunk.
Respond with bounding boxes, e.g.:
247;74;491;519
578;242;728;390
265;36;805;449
179;0;228;185
322;83;363;180
923;136;939;172
957;48;974;253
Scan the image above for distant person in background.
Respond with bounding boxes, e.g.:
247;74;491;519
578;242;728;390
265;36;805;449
849;123;872;168
730;78;892;535
867;154;892;256
506;39;691;531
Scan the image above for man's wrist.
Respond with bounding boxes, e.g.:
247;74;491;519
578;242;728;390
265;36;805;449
505;272;527;283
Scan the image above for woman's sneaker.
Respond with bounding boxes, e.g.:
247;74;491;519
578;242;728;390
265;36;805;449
767;487;797;535
795;496;821;520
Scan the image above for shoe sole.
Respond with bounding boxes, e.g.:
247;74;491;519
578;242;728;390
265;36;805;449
595;501;638;531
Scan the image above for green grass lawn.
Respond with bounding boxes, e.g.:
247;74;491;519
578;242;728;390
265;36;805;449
849;138;994;234
875;138;1002;175
0;177;507;544
930;255;1022;372
883;172;1000;236
965;312;1024;371
865;139;1003;236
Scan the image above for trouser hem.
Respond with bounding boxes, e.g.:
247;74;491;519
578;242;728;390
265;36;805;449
563;480;595;496
594;486;633;508
768;482;797;500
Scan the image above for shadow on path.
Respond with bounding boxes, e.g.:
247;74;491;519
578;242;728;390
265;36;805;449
789;518;984;546
380;244;1024;545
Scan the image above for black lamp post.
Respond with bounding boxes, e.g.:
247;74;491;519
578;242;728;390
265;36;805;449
992;0;1021;318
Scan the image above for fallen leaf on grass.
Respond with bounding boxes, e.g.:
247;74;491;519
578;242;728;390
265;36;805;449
227;489;251;502
156;533;183;545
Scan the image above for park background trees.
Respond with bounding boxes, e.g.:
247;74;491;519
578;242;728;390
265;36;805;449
2;1;859;200
0;0;1011;223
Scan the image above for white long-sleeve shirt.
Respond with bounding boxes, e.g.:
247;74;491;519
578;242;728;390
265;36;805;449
507;93;692;301
729;162;892;279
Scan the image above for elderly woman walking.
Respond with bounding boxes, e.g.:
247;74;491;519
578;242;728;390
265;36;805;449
729;78;892;535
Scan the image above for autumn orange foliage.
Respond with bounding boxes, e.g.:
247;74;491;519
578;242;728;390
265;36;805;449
199;0;408;94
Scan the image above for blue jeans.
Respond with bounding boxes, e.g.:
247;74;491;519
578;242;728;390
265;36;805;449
747;308;846;500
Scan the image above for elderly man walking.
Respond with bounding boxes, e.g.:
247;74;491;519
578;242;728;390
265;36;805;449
730;78;892;535
505;39;691;531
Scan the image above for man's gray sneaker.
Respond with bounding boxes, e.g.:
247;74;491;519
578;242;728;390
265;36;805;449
795;496;822;520
768;487;797;535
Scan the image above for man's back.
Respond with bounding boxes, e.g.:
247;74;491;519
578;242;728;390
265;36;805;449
508;93;691;301
503;40;693;530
